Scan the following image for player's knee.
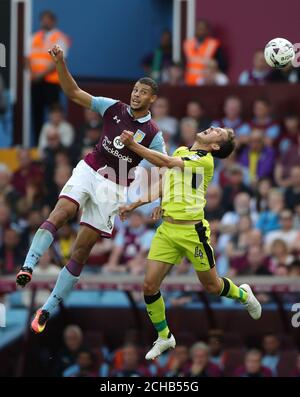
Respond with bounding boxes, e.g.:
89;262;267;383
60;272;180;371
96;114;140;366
143;280;159;296
203;281;220;295
48;207;73;228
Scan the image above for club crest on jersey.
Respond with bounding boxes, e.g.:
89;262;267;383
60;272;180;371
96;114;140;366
133;130;146;143
113;115;121;124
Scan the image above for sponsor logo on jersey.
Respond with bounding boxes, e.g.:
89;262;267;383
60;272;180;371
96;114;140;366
102;136;132;163
113;136;125;149
133;129;146;143
113;115;121;124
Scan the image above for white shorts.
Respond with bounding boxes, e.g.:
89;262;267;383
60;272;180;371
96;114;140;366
59;160;126;237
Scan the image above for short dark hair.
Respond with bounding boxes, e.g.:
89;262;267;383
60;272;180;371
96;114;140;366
137;77;158;95
211;128;235;159
40;10;56;22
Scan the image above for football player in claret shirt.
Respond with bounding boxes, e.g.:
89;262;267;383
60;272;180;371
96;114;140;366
120;126;262;360
16;44;166;334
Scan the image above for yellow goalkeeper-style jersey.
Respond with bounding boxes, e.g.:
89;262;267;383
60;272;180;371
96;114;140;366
161;146;214;220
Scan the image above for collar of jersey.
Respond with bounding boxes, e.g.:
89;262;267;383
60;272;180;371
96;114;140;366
127;106;151;123
188;147;208;156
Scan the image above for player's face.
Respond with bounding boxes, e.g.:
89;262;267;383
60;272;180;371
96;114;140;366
130;82;156;111
197;127;228;146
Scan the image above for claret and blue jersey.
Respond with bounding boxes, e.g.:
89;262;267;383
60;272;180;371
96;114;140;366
84;96;166;186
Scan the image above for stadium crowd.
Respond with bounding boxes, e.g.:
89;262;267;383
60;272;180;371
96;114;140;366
19;324;300;377
1;94;300;282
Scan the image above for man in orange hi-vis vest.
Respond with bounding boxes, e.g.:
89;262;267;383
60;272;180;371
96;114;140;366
29;10;70;143
183;19;227;86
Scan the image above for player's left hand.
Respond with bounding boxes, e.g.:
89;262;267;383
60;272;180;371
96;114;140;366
120;130;134;146
152;206;163;220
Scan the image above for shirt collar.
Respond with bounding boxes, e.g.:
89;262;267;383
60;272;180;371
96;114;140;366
127;106;151;123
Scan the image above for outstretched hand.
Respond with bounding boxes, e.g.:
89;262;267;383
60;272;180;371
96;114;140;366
48;44;64;63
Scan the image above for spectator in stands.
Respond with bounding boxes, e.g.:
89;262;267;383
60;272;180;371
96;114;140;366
275;130;300;188
39;104;75;151
265;209;299;253
151;97;178;143
21;209;44;249
63;349;100;377
238;130;276;184
256;189;284;235
178;117;198;147
0;227;25;274
186;101;211;132
53;325;85;376
226;215;253;262
53;222;76;266
213;96;251;144
268;239;295;275
268;62;300;84
165;345;191;377
239;50;271;85
0;163;20;213
28;10;70;142
221;164;252;212
103;211;154;275
235;349;272;377
204;185;225;223
290;352;300;376
284;166;300;212
251;98;280;145
22;249;61;307
253;178;272;212
220;192;256;240
261;334;282;376
197;59;229;86
289;259;300;277
47;165;72;209
11;148;44;196
207;329;227;370
111;344;150;377
0;73;7;115
275;114;300;155
231;244;271;276
141;30;173;82
185;342;221;377
183;19;227;86
164;62;185;86
75;108;102;147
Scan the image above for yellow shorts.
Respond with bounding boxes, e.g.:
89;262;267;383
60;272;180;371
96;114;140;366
147;219;215;272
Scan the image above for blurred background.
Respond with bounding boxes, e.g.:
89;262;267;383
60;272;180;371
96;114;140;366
0;0;300;378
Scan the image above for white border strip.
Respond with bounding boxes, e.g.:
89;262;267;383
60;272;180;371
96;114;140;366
172;0;181;63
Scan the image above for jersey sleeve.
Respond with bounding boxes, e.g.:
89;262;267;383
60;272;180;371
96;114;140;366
91;96;118;116
139;131;167;168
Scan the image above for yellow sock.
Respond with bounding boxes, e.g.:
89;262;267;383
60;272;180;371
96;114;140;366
219;277;248;304
144;291;170;339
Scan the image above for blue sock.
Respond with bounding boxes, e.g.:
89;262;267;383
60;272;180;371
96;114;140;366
42;267;79;315
24;221;57;270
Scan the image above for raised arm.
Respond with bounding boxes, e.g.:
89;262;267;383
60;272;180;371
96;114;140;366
120;130;184;169
48;44;92;109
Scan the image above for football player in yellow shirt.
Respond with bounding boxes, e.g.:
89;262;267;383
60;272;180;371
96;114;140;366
120;127;261;360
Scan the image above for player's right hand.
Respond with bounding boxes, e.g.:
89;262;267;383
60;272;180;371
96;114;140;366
48;44;64;63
